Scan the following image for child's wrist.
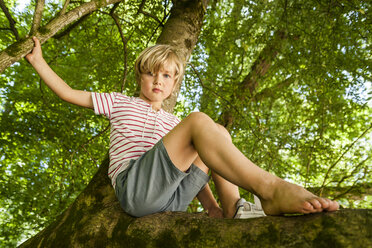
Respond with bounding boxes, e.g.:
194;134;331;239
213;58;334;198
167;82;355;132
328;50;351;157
204;201;220;212
29;56;46;67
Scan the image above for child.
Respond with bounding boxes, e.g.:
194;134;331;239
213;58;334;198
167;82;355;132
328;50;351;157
26;37;339;219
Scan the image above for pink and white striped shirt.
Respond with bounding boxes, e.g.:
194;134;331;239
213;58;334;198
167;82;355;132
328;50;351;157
92;92;180;187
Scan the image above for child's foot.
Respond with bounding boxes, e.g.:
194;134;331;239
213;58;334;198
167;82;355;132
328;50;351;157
260;179;339;215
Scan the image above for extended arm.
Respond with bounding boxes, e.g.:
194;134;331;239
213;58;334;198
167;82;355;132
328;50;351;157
26;37;93;109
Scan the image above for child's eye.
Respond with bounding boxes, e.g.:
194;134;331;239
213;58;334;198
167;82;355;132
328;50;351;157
164;74;171;78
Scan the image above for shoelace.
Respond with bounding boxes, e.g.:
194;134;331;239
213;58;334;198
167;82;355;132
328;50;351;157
141;106;159;145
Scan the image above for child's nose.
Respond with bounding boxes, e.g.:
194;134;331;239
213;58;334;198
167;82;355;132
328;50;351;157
154;75;162;85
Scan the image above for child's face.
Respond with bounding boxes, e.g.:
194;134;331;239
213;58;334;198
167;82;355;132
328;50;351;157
139;61;176;108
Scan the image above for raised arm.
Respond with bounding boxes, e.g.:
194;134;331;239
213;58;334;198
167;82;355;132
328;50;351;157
26;37;93;109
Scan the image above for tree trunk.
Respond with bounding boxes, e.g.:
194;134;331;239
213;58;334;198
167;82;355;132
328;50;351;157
19;157;371;247
159;0;208;112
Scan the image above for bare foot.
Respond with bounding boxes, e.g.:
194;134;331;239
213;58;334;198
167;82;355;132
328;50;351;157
260;179;339;215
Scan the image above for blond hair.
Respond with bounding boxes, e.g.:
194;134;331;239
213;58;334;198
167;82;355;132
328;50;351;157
134;44;184;86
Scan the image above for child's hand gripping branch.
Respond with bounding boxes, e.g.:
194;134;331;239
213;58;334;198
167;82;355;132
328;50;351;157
26;37;93;109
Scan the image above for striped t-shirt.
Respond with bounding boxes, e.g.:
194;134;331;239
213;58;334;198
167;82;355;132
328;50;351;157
92;92;180;187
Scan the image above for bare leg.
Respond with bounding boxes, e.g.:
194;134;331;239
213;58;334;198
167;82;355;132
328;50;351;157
193;152;240;218
212;171;240;218
211;125;240;218
163;112;339;215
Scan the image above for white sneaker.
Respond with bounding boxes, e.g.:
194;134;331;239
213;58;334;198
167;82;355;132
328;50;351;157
233;196;266;219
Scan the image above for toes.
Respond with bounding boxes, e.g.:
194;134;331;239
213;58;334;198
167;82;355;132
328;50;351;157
309;198;339;212
317;198;331;209
302;201;315;212
325;200;339;211
309;198;323;210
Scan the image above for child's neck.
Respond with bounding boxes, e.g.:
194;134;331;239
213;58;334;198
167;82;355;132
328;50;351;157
139;96;162;111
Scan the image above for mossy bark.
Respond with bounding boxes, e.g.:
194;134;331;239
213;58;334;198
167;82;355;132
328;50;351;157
19;157;371;247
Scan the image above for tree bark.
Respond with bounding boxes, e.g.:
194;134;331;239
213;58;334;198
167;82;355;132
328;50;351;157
159;0;208;112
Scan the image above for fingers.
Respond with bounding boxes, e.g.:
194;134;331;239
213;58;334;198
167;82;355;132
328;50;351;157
32;36;40;48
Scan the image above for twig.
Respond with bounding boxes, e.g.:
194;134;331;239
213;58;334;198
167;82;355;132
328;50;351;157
70;123;111;168
0;0;20;41
137;0;164;26
30;0;45;35
189;63;260;140
320;123;372;194
59;0;70;16
108;2;129;93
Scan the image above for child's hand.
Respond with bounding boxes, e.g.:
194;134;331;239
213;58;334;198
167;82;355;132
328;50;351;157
26;36;43;64
207;206;224;218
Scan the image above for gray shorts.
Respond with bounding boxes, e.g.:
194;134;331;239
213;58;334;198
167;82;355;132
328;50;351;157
115;139;210;217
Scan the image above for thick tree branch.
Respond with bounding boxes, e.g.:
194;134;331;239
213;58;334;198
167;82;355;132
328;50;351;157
0;0;124;73
240;30;287;97
219;30;288;129
0;0;20;41
253;76;294;101
53;13;91;39
30;0;45;35
19;154;371;247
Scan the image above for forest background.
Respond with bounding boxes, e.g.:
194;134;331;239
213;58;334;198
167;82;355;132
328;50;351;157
0;0;371;246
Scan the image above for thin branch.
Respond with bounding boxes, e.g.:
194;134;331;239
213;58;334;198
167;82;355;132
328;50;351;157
60;0;70;16
108;2;129;92
137;0;146;14
189;63;260;141
320;123;372;193
305;138;317;188
30;0;45;35
333;169;369;201
336;156;369;188
137;0;164;26
0;0;20;41
70;123;111;167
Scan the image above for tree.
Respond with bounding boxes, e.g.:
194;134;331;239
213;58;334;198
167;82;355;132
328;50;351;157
0;0;370;246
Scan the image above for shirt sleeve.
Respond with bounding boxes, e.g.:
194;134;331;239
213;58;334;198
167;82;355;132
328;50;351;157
91;92;117;118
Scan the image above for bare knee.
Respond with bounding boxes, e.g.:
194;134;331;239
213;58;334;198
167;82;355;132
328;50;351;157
186;112;215;130
216;124;232;142
185;112;232;141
